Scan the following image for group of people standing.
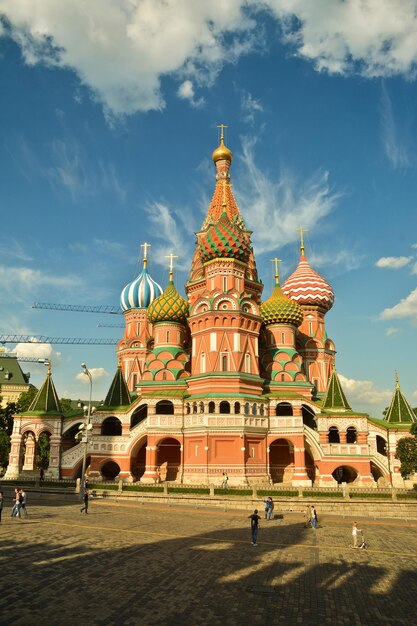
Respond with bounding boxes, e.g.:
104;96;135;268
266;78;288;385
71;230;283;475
10;488;28;519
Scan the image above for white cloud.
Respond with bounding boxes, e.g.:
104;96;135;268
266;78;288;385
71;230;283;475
413;390;417;398
270;0;417;78
376;256;413;269
237;137;341;255
0;239;34;262
177;80;204;108
385;327;400;336
76;367;109;383
380;287;417;320
412;262;417;275
339;373;392;405
0;265;79;293
13;341;61;367
380;83;413;169
4;1;417;119
241;91;264;124
145;201;196;271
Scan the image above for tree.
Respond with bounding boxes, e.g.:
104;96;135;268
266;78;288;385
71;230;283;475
395;434;417;478
0;429;11;469
60;398;73;414
16;386;38;413
35;432;50;470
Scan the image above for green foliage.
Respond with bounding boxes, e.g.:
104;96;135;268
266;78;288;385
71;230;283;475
168;487;210;494
35;432;50;470
0;401;17;435
16;386;38;413
214;488;252;496
0;430;11;468
397;492;417;500
395;436;417;478
60;398;73;414
257;489;298;497
410;423;417;436
302;490;340;498
90;483;118;491
123;485;164;492
349;492;389;499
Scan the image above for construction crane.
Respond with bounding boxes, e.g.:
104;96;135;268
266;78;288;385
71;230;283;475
0;353;51;363
97;323;125;328
32;302;122;314
0;335;119;345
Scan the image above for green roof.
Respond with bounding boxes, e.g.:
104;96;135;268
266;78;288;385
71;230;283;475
384;374;417;424
322;368;351;411
103;366;131;407
368;416;412;430
28;369;62;414
0;352;30;386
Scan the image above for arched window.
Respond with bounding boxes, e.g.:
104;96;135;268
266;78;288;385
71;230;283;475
244;402;250;415
132;373;138;388
193;402;197;414
199;402;204;413
252;403;257;416
275;402;293;417
328;426;340;443
166;330;170;343
155;400;174;415
245;353;251;373
201;352;206;373
162;371;167;381
346;427;357;444
101;416;122;436
219;401;230;414
260;404;264;416
208;401;215;414
221;354;228;371
130;404;148;428
223;276;227;292
281;332;285;343
376;435;387;456
234;401;240;414
186;403;191;415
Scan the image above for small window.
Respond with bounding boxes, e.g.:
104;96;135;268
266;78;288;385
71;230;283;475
222;354;228;371
223;276;227;292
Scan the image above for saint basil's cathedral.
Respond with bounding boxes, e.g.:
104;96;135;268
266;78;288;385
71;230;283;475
6;131;416;487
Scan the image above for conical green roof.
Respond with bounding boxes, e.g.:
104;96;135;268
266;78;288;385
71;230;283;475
28;367;62;414
104;365;131;407
384;373;417;424
322;368;351;410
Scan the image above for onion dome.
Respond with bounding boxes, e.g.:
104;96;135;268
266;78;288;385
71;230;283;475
212;131;233;164
199;211;251;263
282;244;334;311
261;274;304;327
120;254;163;312
147;275;188;324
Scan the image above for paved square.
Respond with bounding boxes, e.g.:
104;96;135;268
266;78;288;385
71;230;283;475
1;497;417;625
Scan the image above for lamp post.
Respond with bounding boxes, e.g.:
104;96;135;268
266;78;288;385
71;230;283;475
79;363;93;500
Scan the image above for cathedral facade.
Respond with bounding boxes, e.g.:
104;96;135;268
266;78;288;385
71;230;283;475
5;133;416;487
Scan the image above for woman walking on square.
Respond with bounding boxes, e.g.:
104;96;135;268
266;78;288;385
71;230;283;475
80;489;89;514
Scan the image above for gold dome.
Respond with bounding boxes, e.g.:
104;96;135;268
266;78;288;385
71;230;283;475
212;136;233;164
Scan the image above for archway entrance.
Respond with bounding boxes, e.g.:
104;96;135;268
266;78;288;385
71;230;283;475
101;461;120;480
370;462;385;483
130;437;147;481
332;466;358;484
269;439;294;483
62;423;83;452
302;405;316;429
157;438;181;481
36;432;51;470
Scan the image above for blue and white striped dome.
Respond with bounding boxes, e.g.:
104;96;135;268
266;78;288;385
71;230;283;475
120;262;163;312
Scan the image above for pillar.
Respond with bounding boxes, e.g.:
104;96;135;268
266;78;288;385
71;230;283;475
46;435;62;479
5;432;23;478
292;440;312;486
141;445;158;483
22;433;36;471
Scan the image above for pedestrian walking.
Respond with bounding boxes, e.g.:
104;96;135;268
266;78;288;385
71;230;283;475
304;505;311;528
221;472;228;489
310;505;318;529
39;468;44;482
248;509;261;546
21;488;28;518
11;488;22;518
351;521;362;548
263;496;274;520
0;491;3;523
80;489;89;514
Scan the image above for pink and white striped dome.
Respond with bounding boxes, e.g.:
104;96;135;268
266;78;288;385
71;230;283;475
282;254;334;312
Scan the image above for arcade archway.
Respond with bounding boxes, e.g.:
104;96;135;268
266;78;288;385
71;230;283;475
156;437;181;481
332;465;358;484
269;438;294;483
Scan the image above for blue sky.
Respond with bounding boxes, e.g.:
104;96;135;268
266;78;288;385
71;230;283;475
0;0;416;414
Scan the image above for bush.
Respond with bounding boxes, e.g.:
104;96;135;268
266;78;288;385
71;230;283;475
90;483;118;491
349;492;390;499
302;490;341;498
168;487;210;494
257;489;298;497
123;485;164;493
214;488;252;496
397;492;417;500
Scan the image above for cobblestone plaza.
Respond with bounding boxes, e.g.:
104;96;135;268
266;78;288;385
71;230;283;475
1;498;417;625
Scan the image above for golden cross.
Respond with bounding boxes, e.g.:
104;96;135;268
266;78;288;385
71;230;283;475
296;227;309;254
217;123;228;143
141;242;151;267
271;257;282;284
165;252;178;280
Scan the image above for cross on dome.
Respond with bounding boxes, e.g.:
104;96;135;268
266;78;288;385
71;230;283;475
165;252;178;281
296;227;309;256
271;257;282;285
141;242;151;267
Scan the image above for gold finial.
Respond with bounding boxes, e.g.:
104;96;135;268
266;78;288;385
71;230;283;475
395;371;400;389
165;252;178;281
217;123;228;143
296;227;309;256
141;242;151;269
212;124;233;164
271;257;282;286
